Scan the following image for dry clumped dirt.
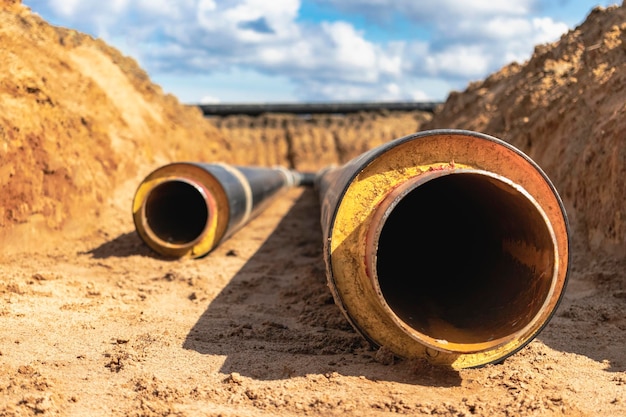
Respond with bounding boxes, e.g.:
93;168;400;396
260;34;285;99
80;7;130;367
0;0;624;415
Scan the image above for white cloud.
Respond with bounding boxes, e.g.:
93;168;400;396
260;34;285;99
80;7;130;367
26;0;580;102
47;0;80;17
200;95;221;104
135;0;194;18
424;45;492;79
410;90;430;102
321;22;377;77
196;0;300;43
48;0;129;19
312;0;535;24
453;14;568;44
109;0;128;13
432;0;532;16
530;17;569;44
385;83;400;96
482;16;537;38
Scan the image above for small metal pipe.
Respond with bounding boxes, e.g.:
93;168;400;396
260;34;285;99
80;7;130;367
132;162;308;258
316;129;570;368
196;101;442;116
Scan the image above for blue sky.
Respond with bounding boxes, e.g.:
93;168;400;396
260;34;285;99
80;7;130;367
23;0;620;104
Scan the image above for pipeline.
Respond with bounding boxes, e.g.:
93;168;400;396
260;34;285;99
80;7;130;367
132;129;570;369
132;162;313;258
196;101;442;117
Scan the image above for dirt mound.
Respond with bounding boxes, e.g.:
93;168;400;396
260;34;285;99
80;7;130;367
423;3;625;259
0;0;230;248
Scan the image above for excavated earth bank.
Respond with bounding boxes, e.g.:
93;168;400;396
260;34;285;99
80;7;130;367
0;0;624;416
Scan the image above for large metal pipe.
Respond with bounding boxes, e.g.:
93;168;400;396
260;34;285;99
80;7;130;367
316;129;569;368
132;162;311;258
132;129;570;369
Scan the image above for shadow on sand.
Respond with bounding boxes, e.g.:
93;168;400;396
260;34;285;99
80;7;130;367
182;188;462;387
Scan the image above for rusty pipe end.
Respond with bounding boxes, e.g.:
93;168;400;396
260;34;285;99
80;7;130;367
133;163;306;258
365;168;558;355
132;163;230;258
322;130;570;368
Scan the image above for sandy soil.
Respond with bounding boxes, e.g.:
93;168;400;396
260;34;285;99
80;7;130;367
0;1;624;416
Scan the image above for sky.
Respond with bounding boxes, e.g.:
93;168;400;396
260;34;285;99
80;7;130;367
23;0;620;105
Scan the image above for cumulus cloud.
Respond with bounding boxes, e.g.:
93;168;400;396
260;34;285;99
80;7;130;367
196;0;300;43
47;0;81;17
47;0;128;19
200;95;221;104
26;0;577;102
424;45;492;79
311;0;534;25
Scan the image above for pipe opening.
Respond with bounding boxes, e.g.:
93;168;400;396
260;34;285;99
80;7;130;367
144;180;209;245
375;172;555;348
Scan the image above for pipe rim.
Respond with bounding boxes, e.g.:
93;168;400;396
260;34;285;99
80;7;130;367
141;178;214;250
364;168;559;354
132;163;230;258
324;130;570;368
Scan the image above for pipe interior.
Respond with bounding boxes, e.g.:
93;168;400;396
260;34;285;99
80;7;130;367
376;173;555;345
145;180;209;245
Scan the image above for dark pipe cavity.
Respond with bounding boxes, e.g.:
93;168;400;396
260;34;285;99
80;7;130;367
145;180;209;245
376;173;555;345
